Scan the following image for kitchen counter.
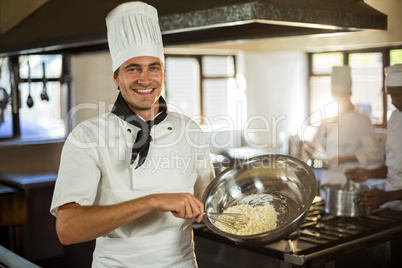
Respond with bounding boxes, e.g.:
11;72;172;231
0;173;57;190
0;244;40;268
0;182;27;256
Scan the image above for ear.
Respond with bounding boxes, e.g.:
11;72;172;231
113;74;119;87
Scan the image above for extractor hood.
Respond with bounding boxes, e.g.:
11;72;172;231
0;0;387;56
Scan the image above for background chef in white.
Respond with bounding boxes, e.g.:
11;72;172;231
346;64;402;210
50;2;214;267
303;66;384;195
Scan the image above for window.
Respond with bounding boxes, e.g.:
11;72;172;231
349;52;383;125
0;54;70;141
308;46;402;128
390;49;402;66
165;57;201;119
309;53;343;125
0;58;12;138
165;55;240;127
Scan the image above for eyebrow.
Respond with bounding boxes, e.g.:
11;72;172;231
124;62;162;70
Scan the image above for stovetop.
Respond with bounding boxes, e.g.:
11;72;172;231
264;198;402;255
193;197;402;264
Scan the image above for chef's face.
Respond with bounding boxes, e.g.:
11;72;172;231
113;56;165;114
331;91;351;101
386;86;402;112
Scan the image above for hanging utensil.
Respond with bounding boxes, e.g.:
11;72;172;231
0;87;9;125
40;62;49;101
26;61;34;108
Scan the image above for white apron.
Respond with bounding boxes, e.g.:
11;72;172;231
382;110;402;211
92;228;197;268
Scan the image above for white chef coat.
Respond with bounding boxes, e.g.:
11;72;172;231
311;109;384;187
383;109;402;210
50;111;215;267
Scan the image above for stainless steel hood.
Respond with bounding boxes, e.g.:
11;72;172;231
0;0;387;56
160;0;387;45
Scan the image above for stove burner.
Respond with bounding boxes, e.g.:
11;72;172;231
273;199;402;257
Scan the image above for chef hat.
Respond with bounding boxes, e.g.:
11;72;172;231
331;66;352;93
385;64;402;87
106;1;164;72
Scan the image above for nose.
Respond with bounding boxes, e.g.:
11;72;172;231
138;70;150;84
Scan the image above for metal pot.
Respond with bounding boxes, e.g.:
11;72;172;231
201;154;317;246
321;184;370;217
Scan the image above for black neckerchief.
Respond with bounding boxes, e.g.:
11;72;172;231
111;92;168;169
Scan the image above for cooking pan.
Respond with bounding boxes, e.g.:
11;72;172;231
321;183;370;217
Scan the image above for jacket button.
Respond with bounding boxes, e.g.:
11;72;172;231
127;129;132;133
168;127;172;130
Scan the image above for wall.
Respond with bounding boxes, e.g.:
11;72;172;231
70;51;118;125
244;50;308;150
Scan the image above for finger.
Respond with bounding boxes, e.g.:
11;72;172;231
172;211;179;217
174;195;189;218
190;198;202;218
191;198;204;222
185;197;194;219
195;213;203;223
184;195;203;221
358;193;370;206
360;194;379;207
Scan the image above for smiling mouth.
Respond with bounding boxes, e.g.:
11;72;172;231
135;88;154;94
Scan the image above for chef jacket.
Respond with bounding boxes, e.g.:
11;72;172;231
383;109;402;210
50;111;215;267
311;109;384;187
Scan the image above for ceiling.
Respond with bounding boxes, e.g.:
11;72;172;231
0;0;387;56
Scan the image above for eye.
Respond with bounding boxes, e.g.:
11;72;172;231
150;66;161;71
128;67;138;72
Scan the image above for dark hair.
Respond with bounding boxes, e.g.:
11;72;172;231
114;68;119;78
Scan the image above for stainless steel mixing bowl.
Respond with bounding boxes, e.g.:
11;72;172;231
201;154;317;246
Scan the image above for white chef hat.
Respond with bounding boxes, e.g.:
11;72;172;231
385;64;402;87
106;1;164;72
331;66;352;93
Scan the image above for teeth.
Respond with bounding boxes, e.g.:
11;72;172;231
136;88;153;93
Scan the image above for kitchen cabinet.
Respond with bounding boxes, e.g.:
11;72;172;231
0;182;27;255
0;174;94;267
0;174;62;263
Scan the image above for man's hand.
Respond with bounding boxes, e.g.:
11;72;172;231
358;188;389;207
150;193;204;223
344;168;370;183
